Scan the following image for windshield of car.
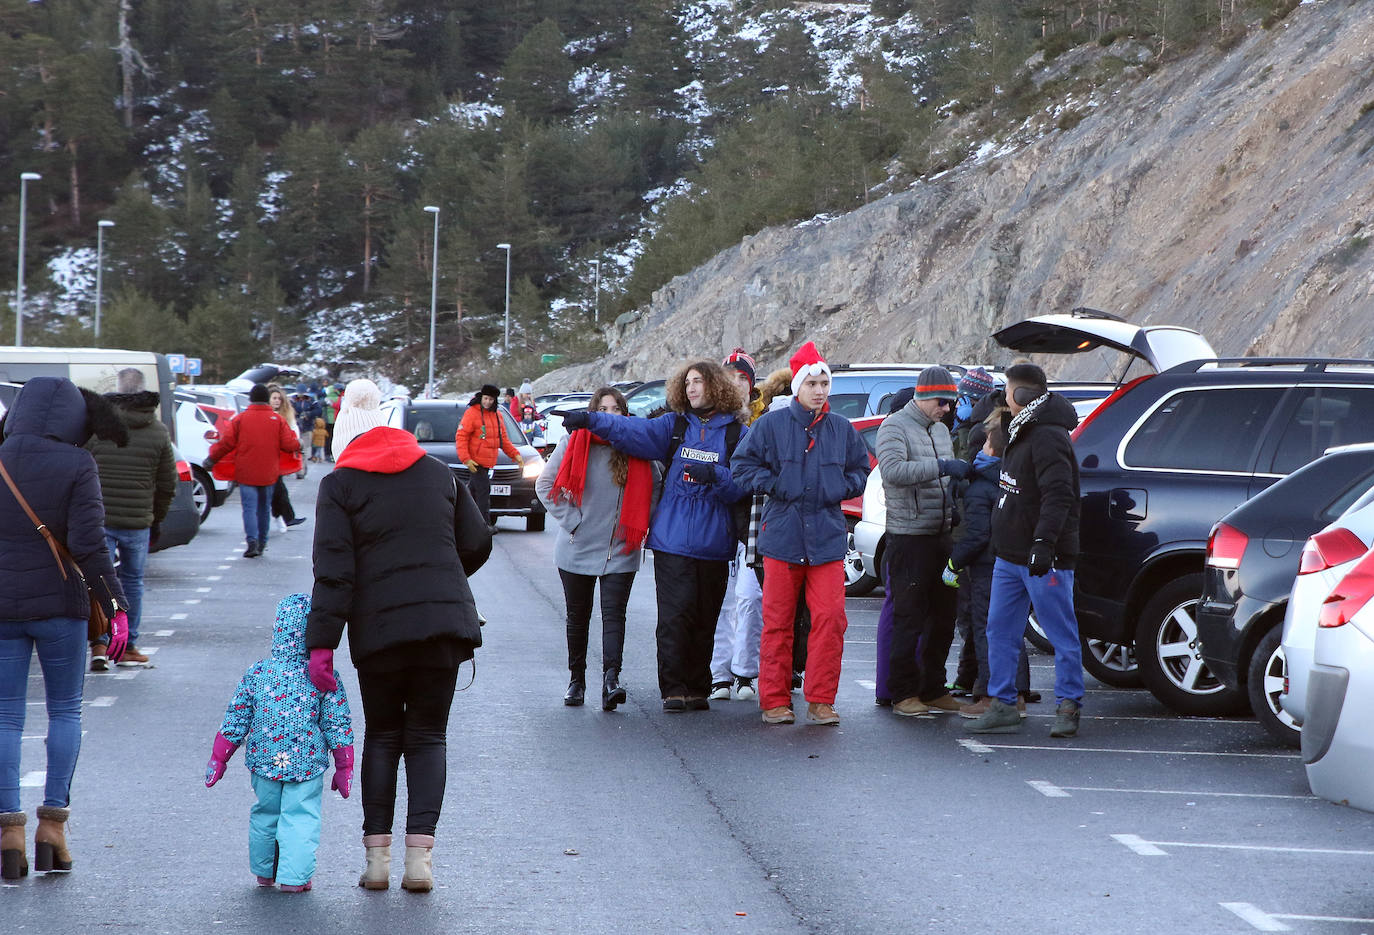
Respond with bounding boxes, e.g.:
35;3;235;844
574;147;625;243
404;406;529;447
627;383;666;417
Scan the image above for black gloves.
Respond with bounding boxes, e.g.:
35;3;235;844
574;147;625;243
683;462;717;484
201;458;216;473
1027;539;1054;577
556;410;590;431
939;458;972;480
148;522;162;548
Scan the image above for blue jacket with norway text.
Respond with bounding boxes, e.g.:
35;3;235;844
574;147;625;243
730;399;870;565
583;409;749;562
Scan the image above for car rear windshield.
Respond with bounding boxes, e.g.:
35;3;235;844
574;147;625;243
1122;387;1287;473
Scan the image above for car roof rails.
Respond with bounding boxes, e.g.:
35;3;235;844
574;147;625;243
1164;358;1374;374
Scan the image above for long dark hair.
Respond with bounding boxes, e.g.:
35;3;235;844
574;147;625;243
589;387;630;487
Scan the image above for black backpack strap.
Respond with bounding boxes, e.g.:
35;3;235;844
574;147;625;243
724;420;742;464
663;413;689;470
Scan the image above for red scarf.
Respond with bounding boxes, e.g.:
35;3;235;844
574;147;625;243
551;430;653;554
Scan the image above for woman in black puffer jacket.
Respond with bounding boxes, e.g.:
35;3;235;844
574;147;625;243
0;377;129;879
305;381;491;894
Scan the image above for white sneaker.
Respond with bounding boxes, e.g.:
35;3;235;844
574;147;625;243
276;517;289;533
733;677;757;702
708;682;732;701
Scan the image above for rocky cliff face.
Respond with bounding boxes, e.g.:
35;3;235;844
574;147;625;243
541;1;1374;389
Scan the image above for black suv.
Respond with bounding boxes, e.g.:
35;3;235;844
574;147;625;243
382;397;548;531
996;311;1374;716
1197;444;1374;741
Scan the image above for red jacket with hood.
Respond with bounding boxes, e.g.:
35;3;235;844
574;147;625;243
208;403;302;486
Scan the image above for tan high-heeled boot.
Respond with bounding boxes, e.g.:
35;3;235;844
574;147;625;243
359;834;391;890
1;812;27;879
400;834;434;892
34;806;72;872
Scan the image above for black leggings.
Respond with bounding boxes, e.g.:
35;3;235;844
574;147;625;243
271;477;296;522
559;570;636;674
356;665;459;836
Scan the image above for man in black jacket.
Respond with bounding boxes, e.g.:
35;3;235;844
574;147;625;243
967;363;1085;738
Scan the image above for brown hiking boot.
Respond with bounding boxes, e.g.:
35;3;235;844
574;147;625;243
806;703;840;726
117;645;149;666
892;697;932;717
923;694;968;714
761;706;795;725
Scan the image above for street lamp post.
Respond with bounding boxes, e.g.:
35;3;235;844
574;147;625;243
496;243;512;353
590;258;601;327
423;206;440;399
15;172;41;347
94;219;115;345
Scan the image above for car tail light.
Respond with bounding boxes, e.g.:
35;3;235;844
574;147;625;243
1320;548;1374;628
1206;522;1249;570
1299;527;1367;575
1070;374;1152;442
176;459;193;482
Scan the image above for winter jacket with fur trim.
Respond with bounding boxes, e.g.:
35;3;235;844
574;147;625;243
991;393;1081;569
0;377;127;621
731;399;870;565
85;391;176;529
208;403;302;486
582;409;749;562
219;593;353;782
306;427;491;665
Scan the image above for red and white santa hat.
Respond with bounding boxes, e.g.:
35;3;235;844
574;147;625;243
789;341;831;396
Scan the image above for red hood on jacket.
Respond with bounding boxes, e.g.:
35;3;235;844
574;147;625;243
334;426;427;474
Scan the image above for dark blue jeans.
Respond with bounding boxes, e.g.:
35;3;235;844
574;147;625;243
0;617;86;810
239;484;273;545
988;559;1084;706
103;527;149;645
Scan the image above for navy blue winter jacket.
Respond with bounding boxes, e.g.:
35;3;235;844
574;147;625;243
731;399;870;566
0;377;126;621
583;409;749;562
950;456;1001;570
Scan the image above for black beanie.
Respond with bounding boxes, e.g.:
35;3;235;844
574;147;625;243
249;384;270;404
480;383;501;399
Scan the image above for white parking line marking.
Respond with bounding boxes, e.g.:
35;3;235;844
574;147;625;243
183;599;201;605
1119;836;1374;857
962;743;1299;759
855;679;876;690
957;738;995;754
139;647;158;656
112;672;139;680
844;640;876;645
1027;780;1071;798
1061;786;1315;800
154;630;175;637
20;771;44;788
217;565;231;570
22;732;85;741
196;587;212;593
1221;903;1291;932
88;696;117;707
206;576;222;581
171;613;188;620
1111;834;1168;856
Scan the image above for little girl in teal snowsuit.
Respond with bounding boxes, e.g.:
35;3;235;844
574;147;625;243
204;593;354;891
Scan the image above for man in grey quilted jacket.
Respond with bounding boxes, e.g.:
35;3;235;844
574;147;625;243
875;365;972;717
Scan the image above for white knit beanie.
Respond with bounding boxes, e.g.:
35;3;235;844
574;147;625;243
330;379;388;458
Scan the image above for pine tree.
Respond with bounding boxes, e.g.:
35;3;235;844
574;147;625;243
498;18;575;123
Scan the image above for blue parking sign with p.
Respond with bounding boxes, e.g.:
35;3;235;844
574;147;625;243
167;354;185;374
186;358;202;376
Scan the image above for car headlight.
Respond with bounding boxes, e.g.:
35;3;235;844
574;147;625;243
523;456;545;478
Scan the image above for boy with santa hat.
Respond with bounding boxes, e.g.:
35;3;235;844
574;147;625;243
730;342;871;725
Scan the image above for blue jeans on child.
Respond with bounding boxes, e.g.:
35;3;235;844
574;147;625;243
102;527;149;645
249;773;324;886
986;558;1084;707
239;484;273;546
0;617;87;811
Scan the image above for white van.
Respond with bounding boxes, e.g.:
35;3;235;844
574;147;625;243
0;347;178;441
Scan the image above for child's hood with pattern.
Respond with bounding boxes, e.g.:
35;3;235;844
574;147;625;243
217;593;353;782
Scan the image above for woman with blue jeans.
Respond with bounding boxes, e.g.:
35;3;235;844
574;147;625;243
0;377;129;879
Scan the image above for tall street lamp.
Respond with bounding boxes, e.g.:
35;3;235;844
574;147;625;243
94;219;115;345
589;258;601;327
496;243;512;353
423;206;440;398
15;172;41;347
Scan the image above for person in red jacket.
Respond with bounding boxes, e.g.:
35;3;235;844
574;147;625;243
456;383;526;531
205;384;302;558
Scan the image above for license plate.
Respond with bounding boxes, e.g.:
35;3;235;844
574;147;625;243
490;484;512;496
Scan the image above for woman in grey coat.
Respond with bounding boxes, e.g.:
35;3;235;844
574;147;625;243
537;387;660;710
